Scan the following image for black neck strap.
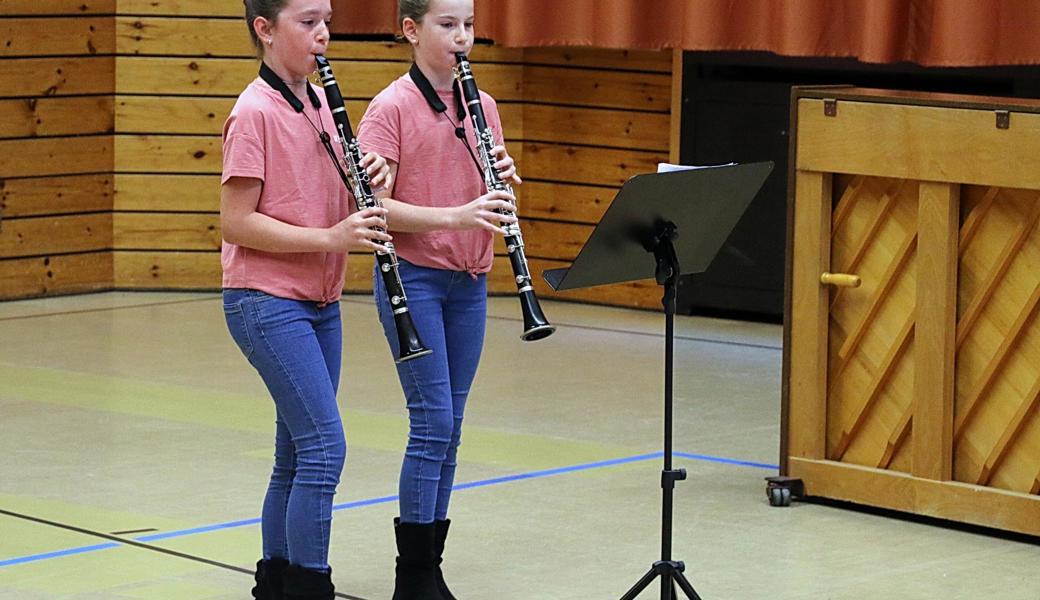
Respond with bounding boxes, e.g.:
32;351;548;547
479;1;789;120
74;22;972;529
409;62;483;177
259;62;321;113
409;62;466;124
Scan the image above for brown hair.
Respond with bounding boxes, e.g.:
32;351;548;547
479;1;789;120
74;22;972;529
244;0;291;55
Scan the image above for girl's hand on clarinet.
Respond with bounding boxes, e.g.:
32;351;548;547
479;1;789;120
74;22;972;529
490;145;522;186
327;207;391;252
360;152;393;190
454;190;517;235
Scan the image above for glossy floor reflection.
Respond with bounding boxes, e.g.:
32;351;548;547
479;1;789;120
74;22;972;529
0;292;1036;599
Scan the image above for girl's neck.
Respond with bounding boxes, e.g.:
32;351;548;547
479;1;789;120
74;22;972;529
414;55;455;91
263;58;310;99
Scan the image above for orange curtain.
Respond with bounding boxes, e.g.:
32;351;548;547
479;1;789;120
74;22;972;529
331;0;1040;66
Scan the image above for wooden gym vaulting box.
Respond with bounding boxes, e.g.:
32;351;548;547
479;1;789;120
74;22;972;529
781;86;1040;536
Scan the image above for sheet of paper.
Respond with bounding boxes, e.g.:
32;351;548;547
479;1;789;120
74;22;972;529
656;161;737;173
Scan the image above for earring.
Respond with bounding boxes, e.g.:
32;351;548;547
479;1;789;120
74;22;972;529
266;38;272;45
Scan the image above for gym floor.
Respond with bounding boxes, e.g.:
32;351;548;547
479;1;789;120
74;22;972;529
1;292;1036;599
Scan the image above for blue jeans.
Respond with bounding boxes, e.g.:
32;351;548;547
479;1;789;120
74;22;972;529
374;260;486;524
223;289;347;571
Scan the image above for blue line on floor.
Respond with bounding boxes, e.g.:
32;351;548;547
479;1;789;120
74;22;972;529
0;543;120;568
0;450;773;568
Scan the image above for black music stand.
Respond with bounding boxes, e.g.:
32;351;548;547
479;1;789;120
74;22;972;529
544;161;773;599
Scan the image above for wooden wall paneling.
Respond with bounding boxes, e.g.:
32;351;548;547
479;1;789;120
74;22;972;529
1;175;113;217
0;96;114;139
523;66;670;112
0;17;115;57
113;135;221;173
115;0;239;17
0;213;112;258
113;213;220;251
113;250;219;288
522;47;671;73
492;220;591;262
114;57;523;101
115;96;234;135
520;142;666;188
0;253;113;299
113;174;218;212
522;104;668;151
114;16;254;57
516;181;614;224
0;136;113;179
3;1;115;15
669;48;682;164
0;57;114;98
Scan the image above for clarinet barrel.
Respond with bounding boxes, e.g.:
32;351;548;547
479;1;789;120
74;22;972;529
316;55;432;362
454;53;555;342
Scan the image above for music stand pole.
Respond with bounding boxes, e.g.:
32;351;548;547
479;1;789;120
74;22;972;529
619;221;702;600
541;161;774;600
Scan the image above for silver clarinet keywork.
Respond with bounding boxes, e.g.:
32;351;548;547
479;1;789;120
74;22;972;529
315;55;431;362
453;53;555;341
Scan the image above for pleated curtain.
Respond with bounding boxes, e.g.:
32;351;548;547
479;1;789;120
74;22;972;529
332;0;1040;66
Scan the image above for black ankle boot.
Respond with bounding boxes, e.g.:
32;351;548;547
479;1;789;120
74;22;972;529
252;557;289;600
392;518;445;600
433;520;458;600
283;565;335;600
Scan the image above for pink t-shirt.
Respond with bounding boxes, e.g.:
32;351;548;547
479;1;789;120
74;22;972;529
358;73;504;274
221;77;352;304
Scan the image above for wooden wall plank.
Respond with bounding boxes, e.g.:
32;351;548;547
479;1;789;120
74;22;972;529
521;143;666;187
113;250;219;289
0;96;114;139
0;252;112;300
112;212;220;250
522;47;671;73
0;136;112;178
113;135;220;173
116;0;239;17
0;214;112;258
493;220;590;262
0;57;114;98
113;174;217;212
0;17;114;57
111;18;523;63
114;16;253;57
1;175;113;217
524;66;670;112
115;57;523;101
114;96;521;139
522;104;668;150
115;96;235;135
516;181;615;224
3;1;114;15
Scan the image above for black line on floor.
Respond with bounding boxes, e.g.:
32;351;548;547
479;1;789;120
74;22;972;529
340;297;783;351
109;528;157;535
0;293;781;351
0;508;369;600
0;296;217;322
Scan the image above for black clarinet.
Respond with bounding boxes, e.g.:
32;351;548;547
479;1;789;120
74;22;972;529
453;53;555;342
315;55;431;363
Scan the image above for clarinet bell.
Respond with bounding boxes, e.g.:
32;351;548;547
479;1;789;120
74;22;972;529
395;312;433;363
519;290;555;341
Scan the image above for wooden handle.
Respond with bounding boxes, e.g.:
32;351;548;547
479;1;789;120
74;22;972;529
820;272;861;288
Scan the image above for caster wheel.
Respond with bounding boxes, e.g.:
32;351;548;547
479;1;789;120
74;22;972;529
768;486;792;507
